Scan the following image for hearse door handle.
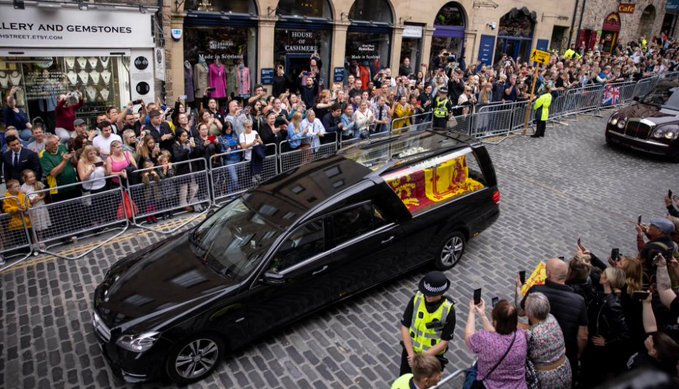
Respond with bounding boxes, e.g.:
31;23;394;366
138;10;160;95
312;265;328;276
381;236;395;245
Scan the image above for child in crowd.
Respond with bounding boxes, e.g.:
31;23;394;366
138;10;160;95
21;169;51;249
139;160;161;224
157;152;175;220
2;179;32;253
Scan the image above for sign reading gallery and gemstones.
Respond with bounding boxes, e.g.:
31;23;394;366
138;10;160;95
0;7;153;48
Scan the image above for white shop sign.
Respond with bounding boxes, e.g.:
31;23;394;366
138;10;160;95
0;6;154;48
402;25;423;39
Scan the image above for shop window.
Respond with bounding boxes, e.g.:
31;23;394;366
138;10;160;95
434;2;466;27
349;0;393;25
277;0;332;19
0;56;128;129
639;5;656;38
498;7;536;38
185;0;256;14
274;28;331;92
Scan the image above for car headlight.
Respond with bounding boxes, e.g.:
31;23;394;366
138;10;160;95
116;331;160;353
617;118;627;129
610;117;618;126
652;125;679;140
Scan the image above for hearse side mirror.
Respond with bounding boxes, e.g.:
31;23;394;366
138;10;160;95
262;270;286;285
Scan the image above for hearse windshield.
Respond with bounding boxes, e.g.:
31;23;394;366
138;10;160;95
190;198;282;281
642;84;679;111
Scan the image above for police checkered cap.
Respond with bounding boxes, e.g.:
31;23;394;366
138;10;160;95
418;271;450;297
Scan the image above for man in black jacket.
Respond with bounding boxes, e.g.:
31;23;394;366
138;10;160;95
2;134;41;183
145;109;174;151
522;258;588;384
321;104;342;145
638;217;677;287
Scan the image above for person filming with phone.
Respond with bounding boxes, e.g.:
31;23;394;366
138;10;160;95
398;271;456;376
464;295;527;388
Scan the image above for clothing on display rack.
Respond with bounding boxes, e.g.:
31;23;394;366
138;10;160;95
101;70;111;84
78;70;89;84
184;61;195;103
99;57;109;68
76;57;87;68
67;71;78;85
208;61;227;99
9;71;22;86
227;66;238;98
0;71;8;88
87;57;98;69
65;57;76;69
90;70;100;84
194;59;208;100
236;64;251;97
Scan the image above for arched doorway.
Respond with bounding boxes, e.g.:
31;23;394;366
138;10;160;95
345;0;394;89
183;0;259;107
639;5;656;38
601;12;621;54
430;2;467;71
274;0;333;93
494;7;536;65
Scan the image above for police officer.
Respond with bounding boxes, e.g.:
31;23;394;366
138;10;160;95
399;271;456;375
391;353;442;389
432;87;452;130
531;85;552;138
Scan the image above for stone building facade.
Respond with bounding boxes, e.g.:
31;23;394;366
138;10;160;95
163;0;581;104
573;0;666;52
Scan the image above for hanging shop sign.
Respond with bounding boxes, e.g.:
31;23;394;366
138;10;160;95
402;25;423;39
261;68;274;85
618;4;636;14
171;28;183;41
0;6;154;48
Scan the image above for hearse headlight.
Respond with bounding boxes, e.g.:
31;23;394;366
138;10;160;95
116;331;160;353
609;117;618;126
617;117;627;129
652;125;679;140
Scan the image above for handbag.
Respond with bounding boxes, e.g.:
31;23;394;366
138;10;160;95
123;151;139;186
463;332;517;389
252;144;266;160
525;359;539;389
116;191;138;220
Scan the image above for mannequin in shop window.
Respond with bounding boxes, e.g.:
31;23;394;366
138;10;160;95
236;60;251;99
227;63;238;100
194;55;209;110
184;61;195;109
358;61;372;91
209;58;228;108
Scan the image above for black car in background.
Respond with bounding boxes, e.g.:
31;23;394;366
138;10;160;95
606;80;679;161
92;129;501;384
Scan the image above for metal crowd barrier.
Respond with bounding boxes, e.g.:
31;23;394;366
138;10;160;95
431;367;468;388
279;133;338;173
632;76;660;99
1;177;131;262
390;111;433;134
209;144;279;205
0;195;34;269
126;158;211;235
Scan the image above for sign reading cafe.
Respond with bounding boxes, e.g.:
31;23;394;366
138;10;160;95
0;7;154;48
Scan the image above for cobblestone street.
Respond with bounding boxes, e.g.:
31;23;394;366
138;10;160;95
2;112;678;388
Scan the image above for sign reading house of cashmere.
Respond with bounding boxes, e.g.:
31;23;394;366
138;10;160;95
0;6;154;48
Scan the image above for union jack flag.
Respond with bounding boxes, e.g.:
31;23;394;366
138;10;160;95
602;85;621;106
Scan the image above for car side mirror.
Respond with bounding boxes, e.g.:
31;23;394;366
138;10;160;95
262;270;286;285
633;96;640;102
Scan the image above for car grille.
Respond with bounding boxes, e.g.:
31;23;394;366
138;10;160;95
92;312;111;343
624;120;653;139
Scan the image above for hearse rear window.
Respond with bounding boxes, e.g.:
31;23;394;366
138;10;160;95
382;149;485;216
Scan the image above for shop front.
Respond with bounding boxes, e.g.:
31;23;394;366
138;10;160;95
638;5;657;39
494;7;536;64
274;0;333;94
183;0;258;108
400;24;424;75
430;2;467;69
664;0;679;37
601;12;621;53
0;4;156;130
345;0;394;89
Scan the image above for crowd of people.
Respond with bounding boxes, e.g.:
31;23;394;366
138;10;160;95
2;34;679;266
391;191;679;389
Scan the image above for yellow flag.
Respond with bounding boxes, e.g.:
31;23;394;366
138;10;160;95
521;262;547;296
